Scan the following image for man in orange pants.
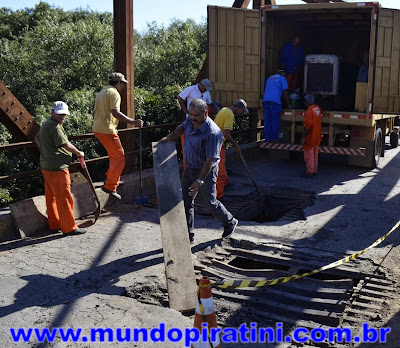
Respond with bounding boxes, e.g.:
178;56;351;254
214;99;249;201
93;72;143;199
35;101;87;236
300;94;322;178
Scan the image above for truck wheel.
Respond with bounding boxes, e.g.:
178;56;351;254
372;128;382;168
390;131;399;148
348;128;383;169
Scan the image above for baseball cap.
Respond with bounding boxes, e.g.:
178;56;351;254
109;72;128;83
304;94;315;105
200;78;212;91
52;101;70;115
234;99;249;114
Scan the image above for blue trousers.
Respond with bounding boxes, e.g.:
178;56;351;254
263;101;282;141
181;166;235;240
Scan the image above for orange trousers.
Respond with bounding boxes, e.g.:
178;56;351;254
216;145;228;199
304;146;319;175
41;169;77;234
94;132;125;192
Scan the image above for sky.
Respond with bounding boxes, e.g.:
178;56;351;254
1;0;400;32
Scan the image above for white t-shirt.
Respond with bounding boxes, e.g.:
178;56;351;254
178;84;212;118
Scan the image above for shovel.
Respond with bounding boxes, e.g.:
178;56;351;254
136;118;149;205
79;157;101;224
239;153;262;198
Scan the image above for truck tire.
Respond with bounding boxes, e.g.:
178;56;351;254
348;127;382;168
372;128;382;168
390;131;399;148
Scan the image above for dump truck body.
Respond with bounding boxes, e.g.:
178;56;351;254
208;2;400;167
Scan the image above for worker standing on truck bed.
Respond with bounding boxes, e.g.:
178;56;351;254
300;94;322;178
35;101;87;236
159;99;238;244
263;67;291;142
214;99;248;202
281;34;305;93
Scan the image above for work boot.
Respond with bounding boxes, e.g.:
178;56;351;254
222;218;238;240
64;228;87;236
102;186;122;199
49;228;61;234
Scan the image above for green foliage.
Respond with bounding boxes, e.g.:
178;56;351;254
0;188;12;205
135;20;206;92
0;2;207;205
0;4;113;115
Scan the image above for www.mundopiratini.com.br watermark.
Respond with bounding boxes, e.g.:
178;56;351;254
10;322;391;346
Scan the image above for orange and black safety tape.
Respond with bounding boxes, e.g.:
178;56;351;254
209;220;400;289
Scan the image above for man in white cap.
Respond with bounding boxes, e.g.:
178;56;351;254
214;99;248;201
178;79;213;118
92;72;143;199
35;101;87;236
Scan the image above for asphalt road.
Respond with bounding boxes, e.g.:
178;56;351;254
0;137;399;347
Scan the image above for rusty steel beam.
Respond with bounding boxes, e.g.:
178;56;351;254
0;80;40;142
0;80;40;159
113;0;135;173
113;0;134;118
0;80;86;182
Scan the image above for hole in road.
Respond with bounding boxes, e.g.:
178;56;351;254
228;256;291;271
234;187;316;223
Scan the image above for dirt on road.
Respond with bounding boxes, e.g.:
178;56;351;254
1;138;400;347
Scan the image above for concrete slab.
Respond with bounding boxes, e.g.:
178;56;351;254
0;208;18;242
9;195;47;238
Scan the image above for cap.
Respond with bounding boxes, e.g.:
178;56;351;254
109;72;128;83
200;78;212;91
304;94;315;105
234;99;249;114
52;101;70;115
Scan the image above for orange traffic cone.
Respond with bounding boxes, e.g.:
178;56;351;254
191;276;221;348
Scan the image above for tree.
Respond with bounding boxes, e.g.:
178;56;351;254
0;3;207;205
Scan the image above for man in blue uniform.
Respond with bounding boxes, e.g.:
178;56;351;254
263;67;291;142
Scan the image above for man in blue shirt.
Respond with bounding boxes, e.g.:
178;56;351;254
281;34;305;93
159;99;238;244
263;68;291;142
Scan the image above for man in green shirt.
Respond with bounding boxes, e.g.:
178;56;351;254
35;101;87;236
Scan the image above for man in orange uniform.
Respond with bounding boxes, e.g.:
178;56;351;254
214;99;248;201
92;72;143;199
35;101;87;236
300;94;322;178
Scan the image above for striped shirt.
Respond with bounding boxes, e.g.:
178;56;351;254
182;117;223;169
